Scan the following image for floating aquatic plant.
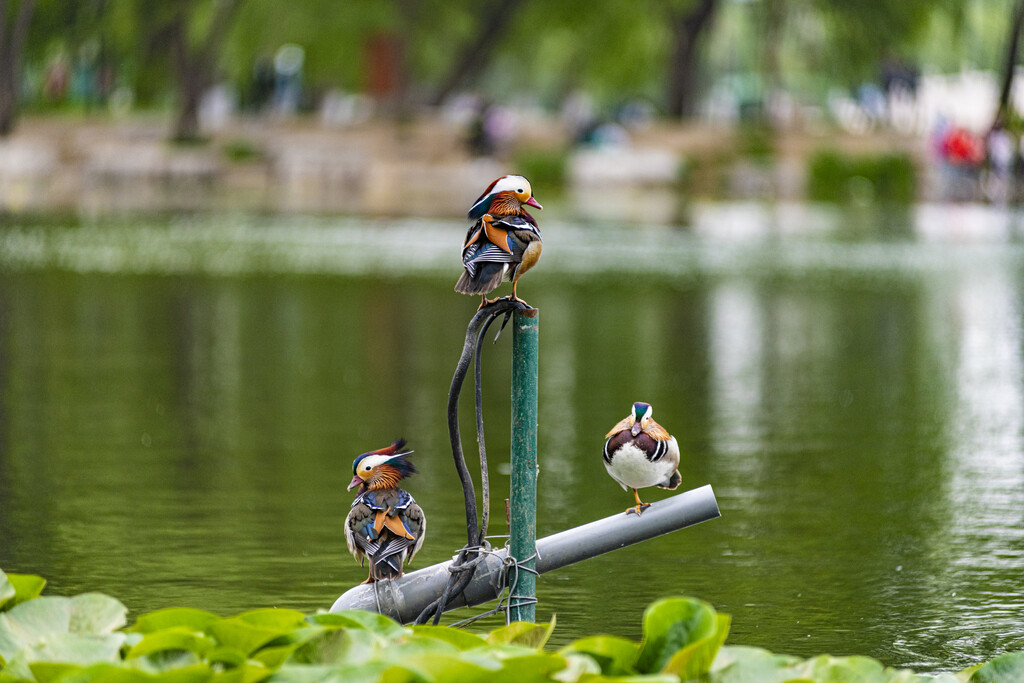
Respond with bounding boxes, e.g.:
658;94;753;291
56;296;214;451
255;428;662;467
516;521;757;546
0;568;1018;683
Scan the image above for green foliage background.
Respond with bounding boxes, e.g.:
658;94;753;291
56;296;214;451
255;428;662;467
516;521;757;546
15;0;1001;112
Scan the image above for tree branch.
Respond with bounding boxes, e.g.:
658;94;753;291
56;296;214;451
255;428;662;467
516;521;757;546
198;0;243;70
429;0;528;107
0;0;10;60
667;0;718;117
11;0;34;54
995;0;1024;128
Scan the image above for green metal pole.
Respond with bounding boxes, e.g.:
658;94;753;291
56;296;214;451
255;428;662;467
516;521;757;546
509;307;539;623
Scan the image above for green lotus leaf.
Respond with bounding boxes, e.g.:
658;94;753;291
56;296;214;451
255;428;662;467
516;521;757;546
284;627;378;666
205;619;290;657
0;673;35;683
234;661;271;683
28;633;125;664
0;597;74;661
272;626;327;645
0;633;124;681
248;646;298;670
706;645;805;682
634;597;722;674
0;572;14;613
129;650;204;674
384;653;496;683
464;643;539;662
2;575;47;612
376;667;422;683
261;665;335;683
485;617;556;649
49;662;214;683
409;626;487;652
301;615;365;630
570;676;679;683
126;629;217;659
969;651;1024;683
247;625;340;669
25;661;81;683
793;654;922;683
233;612;306;632
268;663;391;683
203;648;247;668
387;636;461;659
311;611;407;639
240;625;329;659
208;660;271;683
1;652;38;681
551;652;602;681
430;646;505;672
0;595;124;664
209;670;243;683
558;635;639;676
494;653;568;682
68;595;128;637
130;610;220;636
661;612;730;679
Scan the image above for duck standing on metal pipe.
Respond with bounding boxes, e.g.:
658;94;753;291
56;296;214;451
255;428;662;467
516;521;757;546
603;402;682;516
455;175;543;309
345;439;426;583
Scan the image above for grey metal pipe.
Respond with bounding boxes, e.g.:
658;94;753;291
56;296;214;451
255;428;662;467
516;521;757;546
330;484;720;622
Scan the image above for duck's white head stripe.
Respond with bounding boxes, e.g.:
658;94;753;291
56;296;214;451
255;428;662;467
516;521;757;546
490;175;530;195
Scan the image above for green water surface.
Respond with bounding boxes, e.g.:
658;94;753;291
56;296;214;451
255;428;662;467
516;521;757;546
0;209;1022;674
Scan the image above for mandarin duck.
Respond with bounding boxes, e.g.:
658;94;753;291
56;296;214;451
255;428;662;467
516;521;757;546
344;439;426;583
454;174;543;308
603;402;681;516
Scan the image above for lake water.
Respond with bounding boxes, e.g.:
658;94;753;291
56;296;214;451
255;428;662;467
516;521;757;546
1;204;1023;675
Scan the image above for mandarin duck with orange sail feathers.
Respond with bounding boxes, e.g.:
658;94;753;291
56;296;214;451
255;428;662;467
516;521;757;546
455;175;543;308
603;402;682;516
344;439;426;583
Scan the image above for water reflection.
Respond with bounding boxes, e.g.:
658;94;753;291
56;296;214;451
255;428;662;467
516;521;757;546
1;211;1024;674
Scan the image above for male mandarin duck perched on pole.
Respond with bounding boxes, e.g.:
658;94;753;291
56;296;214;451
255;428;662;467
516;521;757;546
455;174;543;308
345;439;426;583
603;402;682;516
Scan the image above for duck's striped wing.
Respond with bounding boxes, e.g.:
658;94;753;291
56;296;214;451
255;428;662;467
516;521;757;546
462;219;485;251
655;436;681;489
402;499;426;564
462;241;516;278
344;498;377;565
349;489;426;580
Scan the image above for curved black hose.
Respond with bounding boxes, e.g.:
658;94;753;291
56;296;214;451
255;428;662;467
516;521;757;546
413;298;529;625
474;312;501;542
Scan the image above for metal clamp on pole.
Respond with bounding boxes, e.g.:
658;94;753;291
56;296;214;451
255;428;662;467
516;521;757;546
330;484;720;622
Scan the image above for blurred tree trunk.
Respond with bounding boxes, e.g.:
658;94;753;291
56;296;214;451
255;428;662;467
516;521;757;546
169;0;241;141
761;0;785;106
995;0;1024;128
390;0;420;116
428;0;527;107
0;0;36;137
667;0;718;118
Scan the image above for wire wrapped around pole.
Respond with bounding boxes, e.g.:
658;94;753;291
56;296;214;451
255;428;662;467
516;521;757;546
414;299;529;625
